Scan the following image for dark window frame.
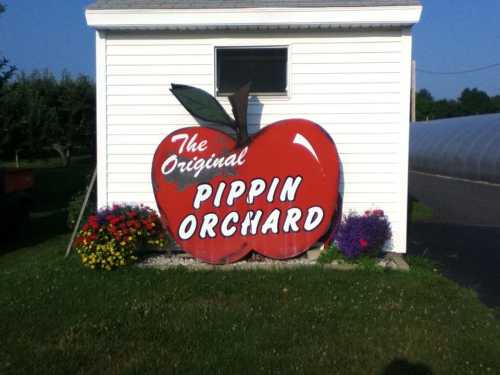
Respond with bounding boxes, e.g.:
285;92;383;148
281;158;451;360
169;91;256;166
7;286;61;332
215;46;289;97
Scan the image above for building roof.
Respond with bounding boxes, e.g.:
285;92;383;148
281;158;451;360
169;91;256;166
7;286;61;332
86;0;422;31
87;0;421;10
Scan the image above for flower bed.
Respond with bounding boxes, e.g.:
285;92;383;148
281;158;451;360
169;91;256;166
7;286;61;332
74;204;167;270
334;209;392;259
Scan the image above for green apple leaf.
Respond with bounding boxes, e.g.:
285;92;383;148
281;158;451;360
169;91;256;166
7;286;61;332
170;84;235;127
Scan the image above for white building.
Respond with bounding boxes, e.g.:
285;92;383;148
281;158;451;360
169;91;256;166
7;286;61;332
86;0;422;253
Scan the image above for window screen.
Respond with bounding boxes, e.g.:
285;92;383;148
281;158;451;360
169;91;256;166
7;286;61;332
216;48;288;95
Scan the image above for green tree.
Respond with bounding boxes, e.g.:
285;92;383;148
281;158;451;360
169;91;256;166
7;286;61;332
458;88;495;116
491;95;500;112
416;87;500;121
432;99;460;119
0;71;96;163
416;89;435;121
0;3;16;90
52;71;96;165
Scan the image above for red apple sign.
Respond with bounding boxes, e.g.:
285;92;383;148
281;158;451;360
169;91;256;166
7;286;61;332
152;84;340;264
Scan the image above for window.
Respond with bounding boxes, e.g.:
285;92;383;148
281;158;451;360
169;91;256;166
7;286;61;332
216;47;288;96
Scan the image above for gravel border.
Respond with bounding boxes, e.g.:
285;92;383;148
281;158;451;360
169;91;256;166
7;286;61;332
137;252;410;272
137;254;318;271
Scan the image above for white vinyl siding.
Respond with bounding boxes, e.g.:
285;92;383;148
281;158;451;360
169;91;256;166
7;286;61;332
99;29;411;252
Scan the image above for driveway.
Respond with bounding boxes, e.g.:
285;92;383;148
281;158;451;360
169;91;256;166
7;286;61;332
408;221;500;310
408;170;500;310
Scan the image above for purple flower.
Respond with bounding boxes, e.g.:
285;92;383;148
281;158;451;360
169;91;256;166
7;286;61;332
335;211;391;258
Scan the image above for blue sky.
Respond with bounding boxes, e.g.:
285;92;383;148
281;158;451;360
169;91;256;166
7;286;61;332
0;0;499;99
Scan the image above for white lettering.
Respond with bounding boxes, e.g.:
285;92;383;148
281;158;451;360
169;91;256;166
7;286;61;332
226;180;245;206
246;178;266;204
193;159;206;178
224;154;237;167
283;208;302;233
178;215;197;240
221;212;239;237
280;176;303;202
161;146;247;179
241;210;263;236
183;206;322;239
178;161;187;173
193;184;212;209
185;157;196;172
261;209;280;235
172;133;208;155
171;133;189;154
200;213;218;239
205;153;216;169
213;182;226;208
304;206;324;231
266;177;280;203
161;155;177;175
236;147;248;166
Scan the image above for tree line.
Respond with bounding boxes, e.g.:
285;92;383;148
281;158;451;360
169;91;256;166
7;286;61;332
0;70;96;165
0;4;95;165
416;88;500;122
2;3;500;164
2;72;499;163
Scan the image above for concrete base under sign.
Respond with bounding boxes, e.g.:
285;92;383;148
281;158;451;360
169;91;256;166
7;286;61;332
377;253;410;272
137;252;410;272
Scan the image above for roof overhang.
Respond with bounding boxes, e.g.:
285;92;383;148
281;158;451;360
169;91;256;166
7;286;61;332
85;5;422;31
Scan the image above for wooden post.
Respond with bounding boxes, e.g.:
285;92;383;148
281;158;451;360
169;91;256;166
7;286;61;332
411;60;416;123
65;167;97;257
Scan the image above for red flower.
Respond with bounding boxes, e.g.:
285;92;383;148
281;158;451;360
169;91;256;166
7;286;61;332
373;209;385;217
88;215;98;229
109;216;121;225
127;220;140;229
359;239;368;248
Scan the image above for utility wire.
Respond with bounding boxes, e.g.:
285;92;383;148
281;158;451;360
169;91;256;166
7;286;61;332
416;62;500;75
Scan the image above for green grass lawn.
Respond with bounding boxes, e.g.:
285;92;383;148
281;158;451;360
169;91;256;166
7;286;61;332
1;161;499;374
2;156;93;211
28;156;93;213
1;236;499;375
409;197;434;223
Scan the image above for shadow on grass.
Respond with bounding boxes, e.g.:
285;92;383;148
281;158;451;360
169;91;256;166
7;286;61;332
408;222;500;309
1;210;70;255
1;158;92;255
32;157;93;213
381;359;433;375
